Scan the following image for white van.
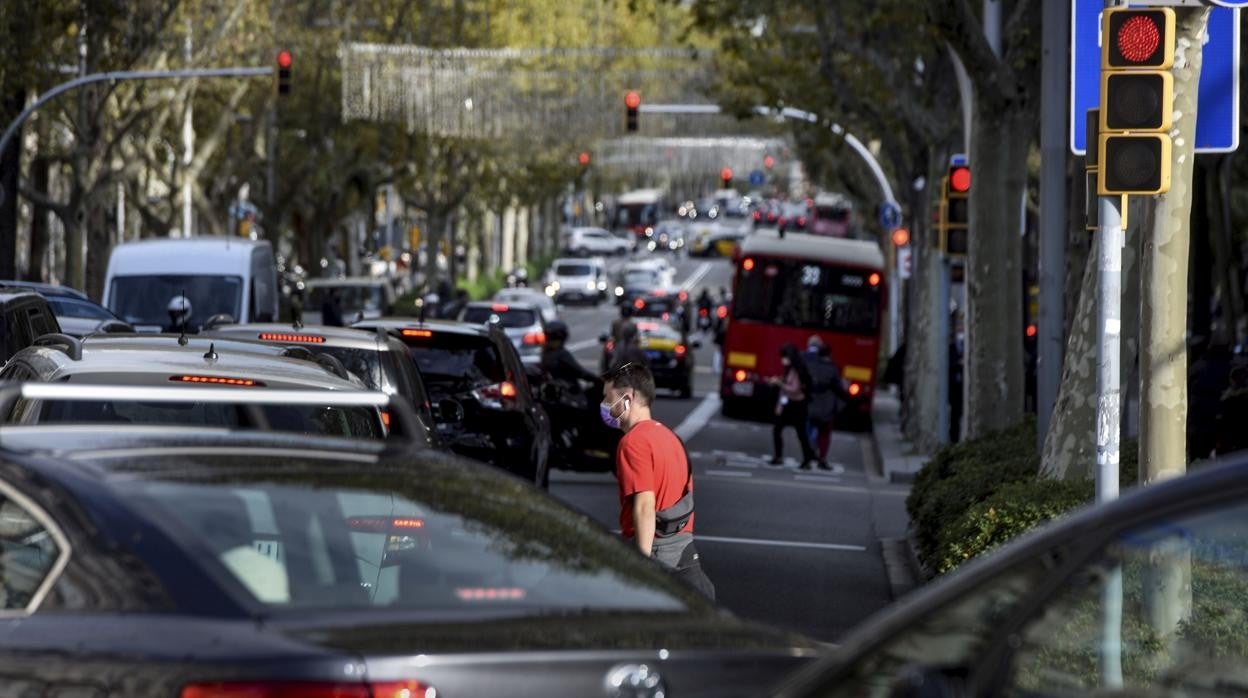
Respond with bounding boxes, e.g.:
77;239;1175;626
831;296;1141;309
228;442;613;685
102;237;279;332
545;257;608;306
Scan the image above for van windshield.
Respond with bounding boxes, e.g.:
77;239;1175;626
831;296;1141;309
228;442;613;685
110;275;242;329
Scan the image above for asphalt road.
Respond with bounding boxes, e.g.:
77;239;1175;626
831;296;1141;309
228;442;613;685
547;250;911;643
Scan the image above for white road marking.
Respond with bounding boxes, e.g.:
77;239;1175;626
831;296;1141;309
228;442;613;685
567;338;600;352
795;475;843;484
674;392;721;441
679;262;713;291
695;535;867;552
704;469;753;478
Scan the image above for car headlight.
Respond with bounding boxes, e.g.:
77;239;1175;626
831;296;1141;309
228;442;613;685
586;281;597;291
597;281;607;291
551;281;560;290
545;285;557;297
647;241;657;251
615;286;624;297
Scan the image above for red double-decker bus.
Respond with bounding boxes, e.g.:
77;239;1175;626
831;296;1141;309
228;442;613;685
719;230;886;428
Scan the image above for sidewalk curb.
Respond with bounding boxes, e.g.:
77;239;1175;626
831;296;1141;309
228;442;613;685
880;537;919;600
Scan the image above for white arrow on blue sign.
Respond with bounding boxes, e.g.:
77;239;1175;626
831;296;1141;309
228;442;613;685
878;202;901;231
1070;0;1240;155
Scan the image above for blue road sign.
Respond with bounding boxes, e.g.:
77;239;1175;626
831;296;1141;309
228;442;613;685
1212;1;1248;8
1071;1;1240;155
878;202;902;231
748;169;765;187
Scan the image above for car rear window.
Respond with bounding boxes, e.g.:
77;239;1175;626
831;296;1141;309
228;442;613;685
460;307;538;329
45;297;115;321
312;346;382;389
127;473;690;613
401;333;505;395
28;400;383;439
555;264;592;277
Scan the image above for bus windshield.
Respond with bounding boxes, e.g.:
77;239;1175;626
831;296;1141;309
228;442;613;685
732;258;881;336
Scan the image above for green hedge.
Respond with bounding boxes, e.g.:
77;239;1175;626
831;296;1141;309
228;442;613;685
909;420;1139;575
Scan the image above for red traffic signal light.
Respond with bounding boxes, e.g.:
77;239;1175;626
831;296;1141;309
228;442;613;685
277;50;293;69
891;228;910;247
276;50;292;95
577;151;590;166
624;91;640;132
624;91;641;110
949;166;970;193
720;168;733;183
1104;8;1174;69
763;155;775;170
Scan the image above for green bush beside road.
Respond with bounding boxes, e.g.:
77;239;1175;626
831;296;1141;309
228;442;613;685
909;420;1139;575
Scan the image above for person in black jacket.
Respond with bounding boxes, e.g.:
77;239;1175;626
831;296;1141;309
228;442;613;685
805;337;853;468
541;321;600;388
610;322;650;373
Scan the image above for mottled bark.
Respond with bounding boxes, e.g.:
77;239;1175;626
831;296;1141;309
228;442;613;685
1141;6;1209;639
1041;250;1096;479
903;150;946;452
965;104;1029;439
1064;160;1091;340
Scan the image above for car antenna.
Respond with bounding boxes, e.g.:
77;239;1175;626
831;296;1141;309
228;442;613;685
203;342;218;361
416;297;426;325
177;289;190;346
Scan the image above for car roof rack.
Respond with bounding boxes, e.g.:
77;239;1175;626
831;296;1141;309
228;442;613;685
0;383;428;448
32;333;83;361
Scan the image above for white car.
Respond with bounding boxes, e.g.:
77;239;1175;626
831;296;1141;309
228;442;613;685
564;227;631;257
546;257;608;306
493;287;558;324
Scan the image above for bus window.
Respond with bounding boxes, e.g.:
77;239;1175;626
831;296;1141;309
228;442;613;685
733;259;881;336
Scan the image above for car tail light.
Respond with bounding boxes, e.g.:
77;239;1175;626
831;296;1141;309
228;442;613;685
678;291;688;302
180;681;434;698
380;411;392;428
848;382;862;396
752;210;761;221
402;329;433;338
699;308;709;317
675;344;687;357
868;273;881;287
661;313;670;321
258;333;325;343
474;381;518;409
797;216;807;227
171;375;264;387
455;587;527;601
742;258;755;271
777;217;787;227
716;305;728;319
347;516;426;531
734;369;747;382
767;212;778;222
637;322;659;331
634;298;645;310
522;331;546;346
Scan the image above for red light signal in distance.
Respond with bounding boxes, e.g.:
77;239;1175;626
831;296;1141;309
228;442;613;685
950;166;970;193
578;151;590;166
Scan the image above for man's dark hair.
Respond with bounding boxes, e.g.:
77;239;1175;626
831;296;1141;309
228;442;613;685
603;361;656;405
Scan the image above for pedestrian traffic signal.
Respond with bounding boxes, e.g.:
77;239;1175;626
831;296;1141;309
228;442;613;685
1098;8;1175;195
624;91;640;132
276;50;292;95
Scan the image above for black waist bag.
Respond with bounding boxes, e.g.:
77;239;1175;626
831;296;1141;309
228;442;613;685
655;434;694;538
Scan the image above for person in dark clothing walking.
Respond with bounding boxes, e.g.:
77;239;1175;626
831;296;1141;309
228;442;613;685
768;343;818;468
1189;341;1233;460
610;322;649;372
1218;364;1248;455
541;321;600;388
806;338;852;468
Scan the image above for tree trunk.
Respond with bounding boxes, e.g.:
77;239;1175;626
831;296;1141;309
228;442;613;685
965;104;1028;439
25;157;50;282
1141;5;1209;640
904;150;945;452
1041;250;1097;479
1064;162;1091;340
0;88;23;281
84;200;110;299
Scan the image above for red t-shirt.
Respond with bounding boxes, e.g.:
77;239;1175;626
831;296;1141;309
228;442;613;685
616;420;693;538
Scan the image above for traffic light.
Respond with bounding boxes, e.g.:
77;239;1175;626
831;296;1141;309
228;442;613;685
276;50;292;95
763;155;775;170
624;91;640;132
1098;8;1175;196
891;227;910;247
577;151;591;167
939;164;969;256
720;167;733;185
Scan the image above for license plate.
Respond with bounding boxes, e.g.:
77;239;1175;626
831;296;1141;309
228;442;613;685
732;382;755;397
645;350;664;361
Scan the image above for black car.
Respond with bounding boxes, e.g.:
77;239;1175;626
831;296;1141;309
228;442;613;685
0;281;133;337
775;452;1248;697
201;322;440;444
356;318;553;489
0;423;817;697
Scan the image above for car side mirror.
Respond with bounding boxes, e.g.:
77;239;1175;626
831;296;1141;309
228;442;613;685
692;340;703;349
434;399;465;424
598;333;609;344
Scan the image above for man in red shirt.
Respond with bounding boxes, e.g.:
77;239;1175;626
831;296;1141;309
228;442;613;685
601;361;715;599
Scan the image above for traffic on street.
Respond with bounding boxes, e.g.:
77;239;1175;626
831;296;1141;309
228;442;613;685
5;0;1248;696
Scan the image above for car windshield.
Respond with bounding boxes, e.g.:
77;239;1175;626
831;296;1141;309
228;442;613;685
402;333;506;395
27;399;383;438
733;258;882;335
625;270;658;286
460;307;539;329
817;206;850;222
636;298;677;317
109;275;242;328
554;263;592;277
781;203;809;216
308;285;384;313
123;469;692;614
45;297;116;321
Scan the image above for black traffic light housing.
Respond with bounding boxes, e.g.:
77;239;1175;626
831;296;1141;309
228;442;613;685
1100;72;1172;132
1099;134;1172;196
277;50;292;95
939;164;970;257
624;91;640;133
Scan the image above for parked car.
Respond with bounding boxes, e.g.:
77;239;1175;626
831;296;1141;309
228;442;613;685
545;257;608;306
1;291;60;366
457;301;548;366
563;226;631;256
355;318;552;488
0;404;817;698
775;452;1248;697
0;282;133;337
102;237;279;331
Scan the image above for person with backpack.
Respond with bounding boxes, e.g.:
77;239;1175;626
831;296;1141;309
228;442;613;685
767;343;819;468
601;361;715;599
805;337;853;469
